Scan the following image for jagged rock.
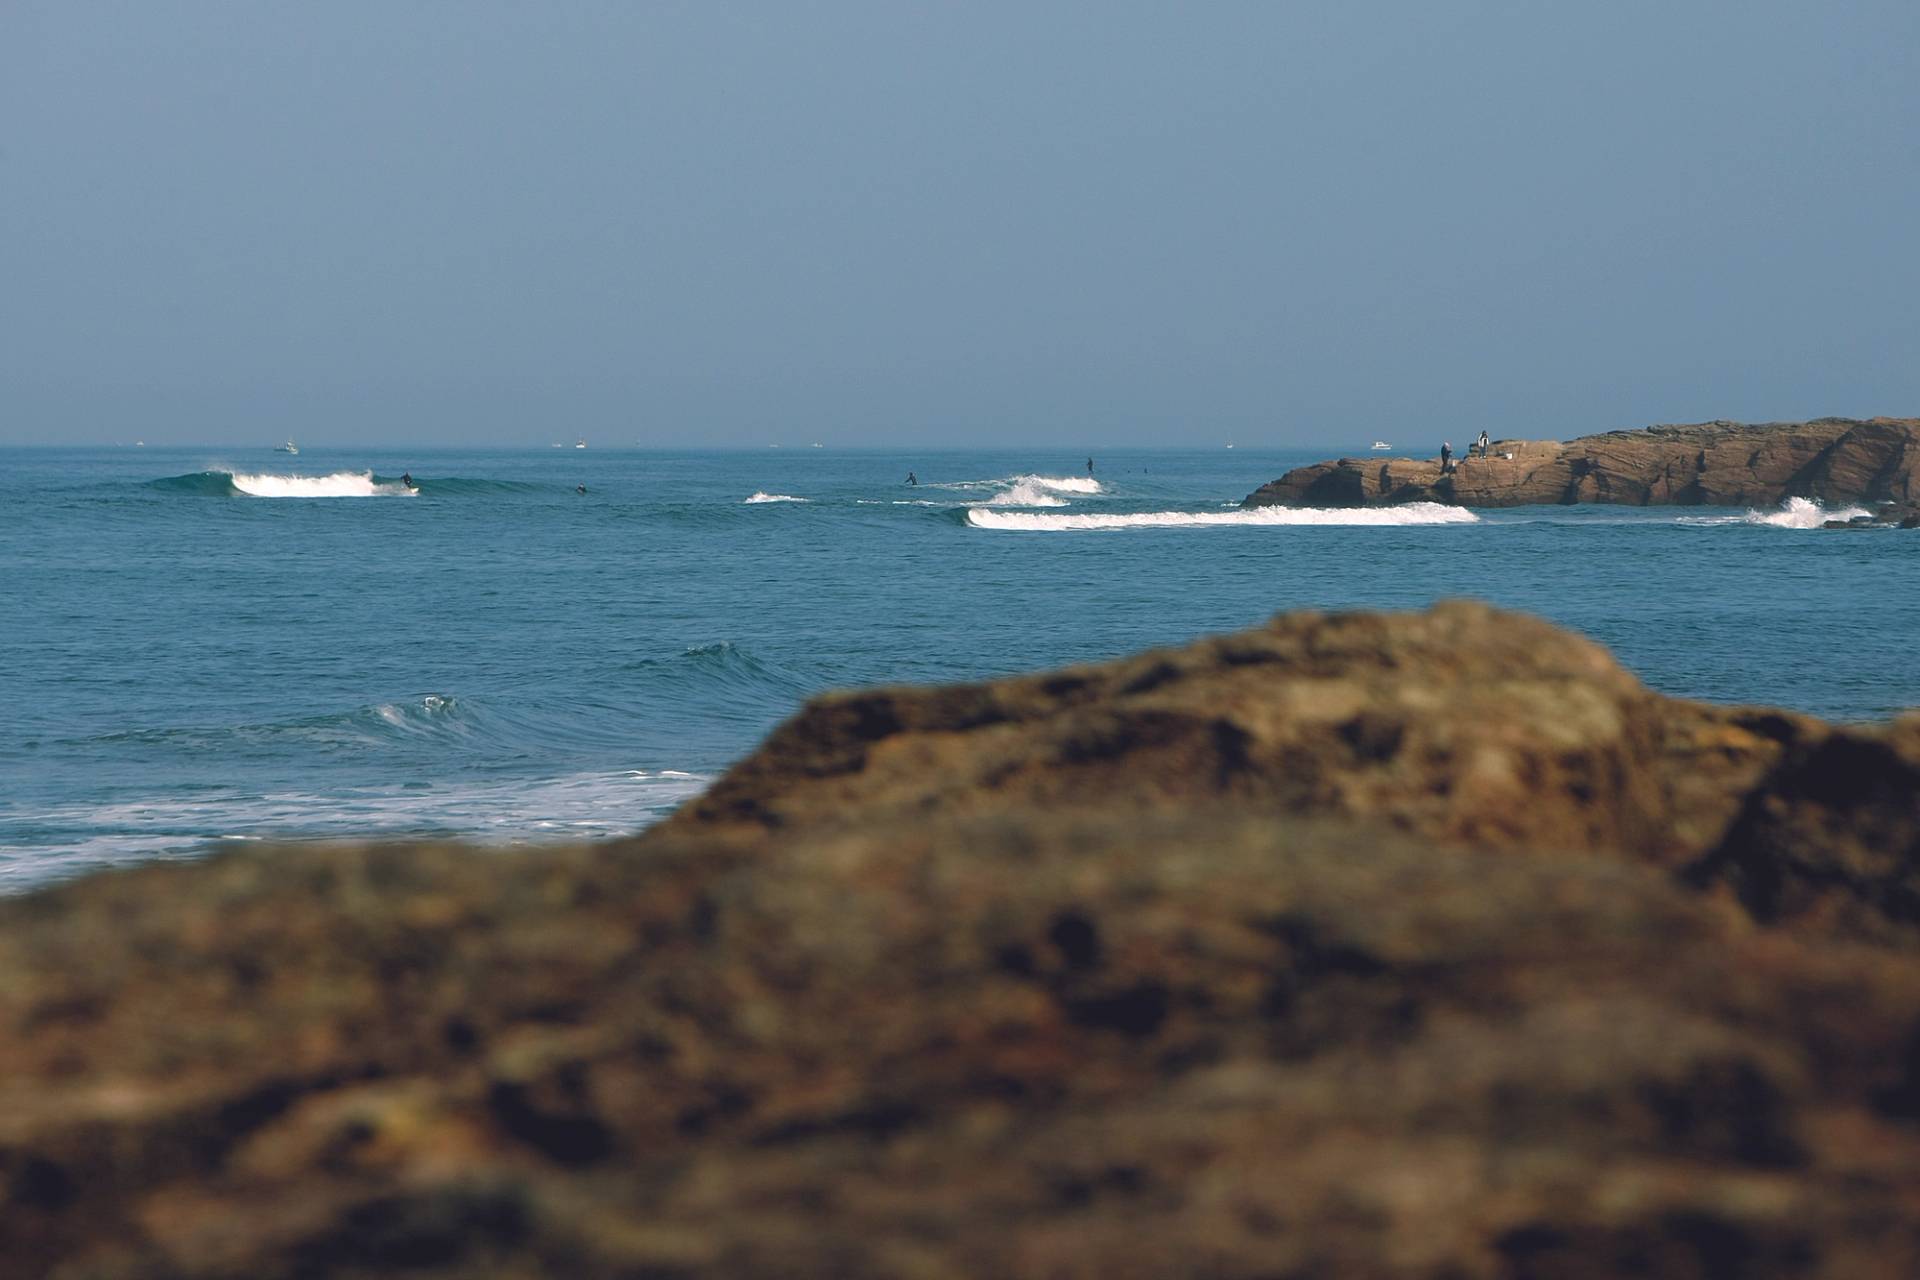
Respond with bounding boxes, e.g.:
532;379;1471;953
6;604;1920;1278
1243;418;1920;509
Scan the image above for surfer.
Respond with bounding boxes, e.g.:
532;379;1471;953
401;472;414;488
1440;442;1454;474
1087;456;1094;474
907;471;917;486
576;483;587;495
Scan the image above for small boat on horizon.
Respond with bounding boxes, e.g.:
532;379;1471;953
1370;441;1392;451
275;439;299;455
575;438;587;449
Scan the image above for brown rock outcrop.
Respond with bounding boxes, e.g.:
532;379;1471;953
1243;417;1920;509
6;604;1920;1278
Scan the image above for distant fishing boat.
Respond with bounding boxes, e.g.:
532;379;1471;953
575;438;587;449
1370;441;1391;451
276;439;299;455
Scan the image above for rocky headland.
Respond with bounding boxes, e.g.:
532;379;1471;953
6;603;1920;1277
1243;417;1920;518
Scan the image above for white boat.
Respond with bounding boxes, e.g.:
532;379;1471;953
575;438;587;449
276;439;299;454
1370;441;1391;451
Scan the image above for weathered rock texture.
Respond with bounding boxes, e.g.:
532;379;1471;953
6;603;1920;1278
1243;417;1920;509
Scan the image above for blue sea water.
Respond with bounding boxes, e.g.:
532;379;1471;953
4;443;1916;889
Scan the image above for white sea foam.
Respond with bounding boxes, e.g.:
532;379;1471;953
745;491;808;503
1678;497;1873;529
967;474;1107;507
934;474;1107;505
230;470;414;498
983;481;1069;507
967;502;1479;531
0;768;714;890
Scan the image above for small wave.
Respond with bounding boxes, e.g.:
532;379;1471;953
967;502;1479;531
403;476;544;495
148;471;242;496
623;641;817;712
745;491;808;504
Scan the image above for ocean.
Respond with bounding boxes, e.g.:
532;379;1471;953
4;443;1915;889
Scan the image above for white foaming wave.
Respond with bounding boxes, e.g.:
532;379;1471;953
0;768;715;890
230;470;415;498
1749;496;1871;528
745;491;808;504
967;502;1480;531
1018;474;1103;495
939;473;1106;499
1678;497;1873;529
983;480;1069;507
974;474;1109;508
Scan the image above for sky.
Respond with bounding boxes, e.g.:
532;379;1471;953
2;1;1916;447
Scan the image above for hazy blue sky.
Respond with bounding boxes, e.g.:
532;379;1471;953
3;1;1915;446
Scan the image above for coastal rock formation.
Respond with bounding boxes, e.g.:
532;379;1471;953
1242;417;1920;510
6;604;1920;1278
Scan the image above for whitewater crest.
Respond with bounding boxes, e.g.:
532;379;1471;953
927;474;1106;508
231;471;416;498
745;492;808;504
967;502;1480;531
1678;497;1873;529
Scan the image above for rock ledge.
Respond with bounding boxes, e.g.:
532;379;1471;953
1243;417;1920;510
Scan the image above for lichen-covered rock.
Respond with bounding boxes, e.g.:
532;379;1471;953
1243;418;1920;510
5;604;1920;1278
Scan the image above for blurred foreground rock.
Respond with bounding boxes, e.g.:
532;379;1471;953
6;603;1920;1278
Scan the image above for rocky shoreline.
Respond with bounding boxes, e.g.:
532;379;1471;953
1243;417;1920;519
6;603;1920;1277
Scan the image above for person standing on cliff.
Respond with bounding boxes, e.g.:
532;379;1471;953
1440;441;1454;474
1477;430;1490;459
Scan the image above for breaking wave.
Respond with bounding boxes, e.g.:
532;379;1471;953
1678;497;1874;529
745;491;808;504
931;474;1108;507
967;502;1480;531
150;470;416;497
228;470;415;498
